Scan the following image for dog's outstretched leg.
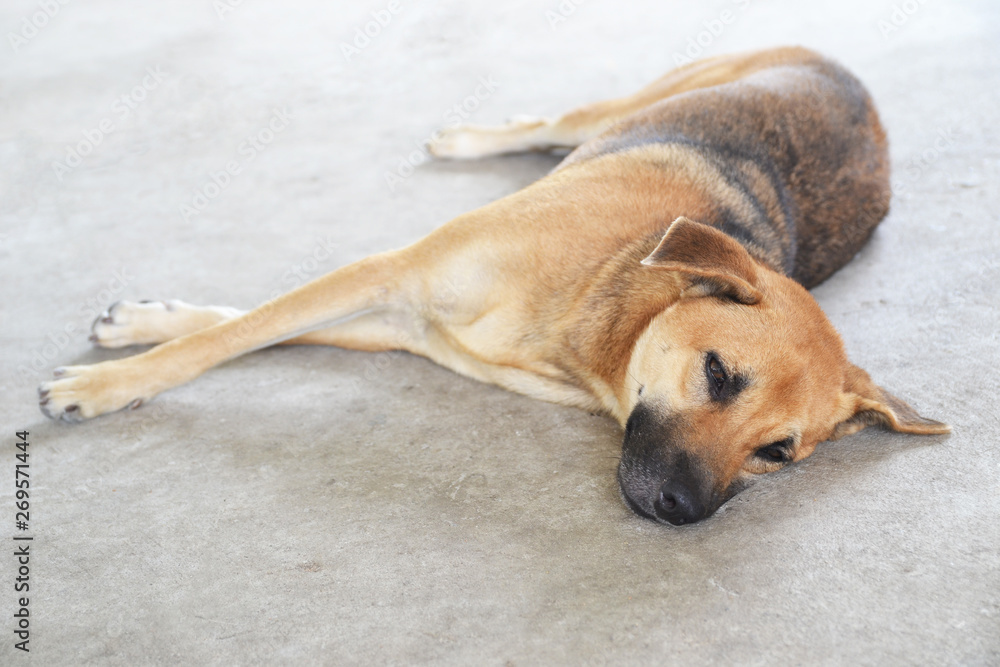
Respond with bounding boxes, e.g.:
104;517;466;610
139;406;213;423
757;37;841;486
89;300;371;348
39;252;423;421
427;114;589;159
427;47;820;159
89;301;243;348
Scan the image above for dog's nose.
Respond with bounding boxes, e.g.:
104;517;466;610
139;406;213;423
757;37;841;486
653;480;706;525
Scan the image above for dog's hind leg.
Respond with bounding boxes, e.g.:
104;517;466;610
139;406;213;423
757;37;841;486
89;300;243;348
89;299;390;349
427;47;821;159
427;114;588;160
39;251;428;421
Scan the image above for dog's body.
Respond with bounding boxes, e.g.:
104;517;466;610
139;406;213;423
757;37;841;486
39;46;947;524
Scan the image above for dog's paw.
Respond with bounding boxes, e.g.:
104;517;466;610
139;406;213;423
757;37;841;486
90;300;176;348
38;363;145;422
427;116;549;159
426;126;483;159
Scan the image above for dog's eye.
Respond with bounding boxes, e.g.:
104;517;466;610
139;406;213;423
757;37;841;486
756;441;792;464
706;353;727;399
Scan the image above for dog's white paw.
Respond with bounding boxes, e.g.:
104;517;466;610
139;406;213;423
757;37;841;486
426;126;487;159
427;116;549;159
90;300;177;348
38;363;146;422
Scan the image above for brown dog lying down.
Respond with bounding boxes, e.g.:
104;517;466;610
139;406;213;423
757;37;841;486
39;46;947;525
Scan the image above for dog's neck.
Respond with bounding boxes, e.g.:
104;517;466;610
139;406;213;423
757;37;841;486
559;232;685;419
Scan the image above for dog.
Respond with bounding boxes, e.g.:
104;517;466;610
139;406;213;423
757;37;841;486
38;46;948;525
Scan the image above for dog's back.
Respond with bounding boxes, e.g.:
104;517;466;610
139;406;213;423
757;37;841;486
562;48;889;288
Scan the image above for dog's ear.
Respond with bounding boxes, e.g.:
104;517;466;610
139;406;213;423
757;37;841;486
641;217;762;305
832;364;950;438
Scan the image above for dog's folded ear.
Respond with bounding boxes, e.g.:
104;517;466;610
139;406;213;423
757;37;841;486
641;216;762;305
832;364;951;438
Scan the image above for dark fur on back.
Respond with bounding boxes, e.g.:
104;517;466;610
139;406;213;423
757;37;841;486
565;55;890;288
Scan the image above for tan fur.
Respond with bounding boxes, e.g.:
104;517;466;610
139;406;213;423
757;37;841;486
39;47;947;523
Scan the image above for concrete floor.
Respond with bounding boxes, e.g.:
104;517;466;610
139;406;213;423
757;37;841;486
2;0;999;664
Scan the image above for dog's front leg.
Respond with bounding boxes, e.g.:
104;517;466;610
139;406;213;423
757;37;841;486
39;251;419;421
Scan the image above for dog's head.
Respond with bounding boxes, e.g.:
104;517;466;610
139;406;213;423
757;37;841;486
618;217;948;525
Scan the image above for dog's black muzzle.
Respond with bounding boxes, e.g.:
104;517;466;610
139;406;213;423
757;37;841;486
617;403;718;526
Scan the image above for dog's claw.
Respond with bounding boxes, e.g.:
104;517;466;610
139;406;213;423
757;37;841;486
95;301;120;327
39;359;150;422
53;367;66;377
90;299;181;348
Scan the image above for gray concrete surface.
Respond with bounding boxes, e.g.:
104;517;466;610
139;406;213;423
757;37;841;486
2;0;999;664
